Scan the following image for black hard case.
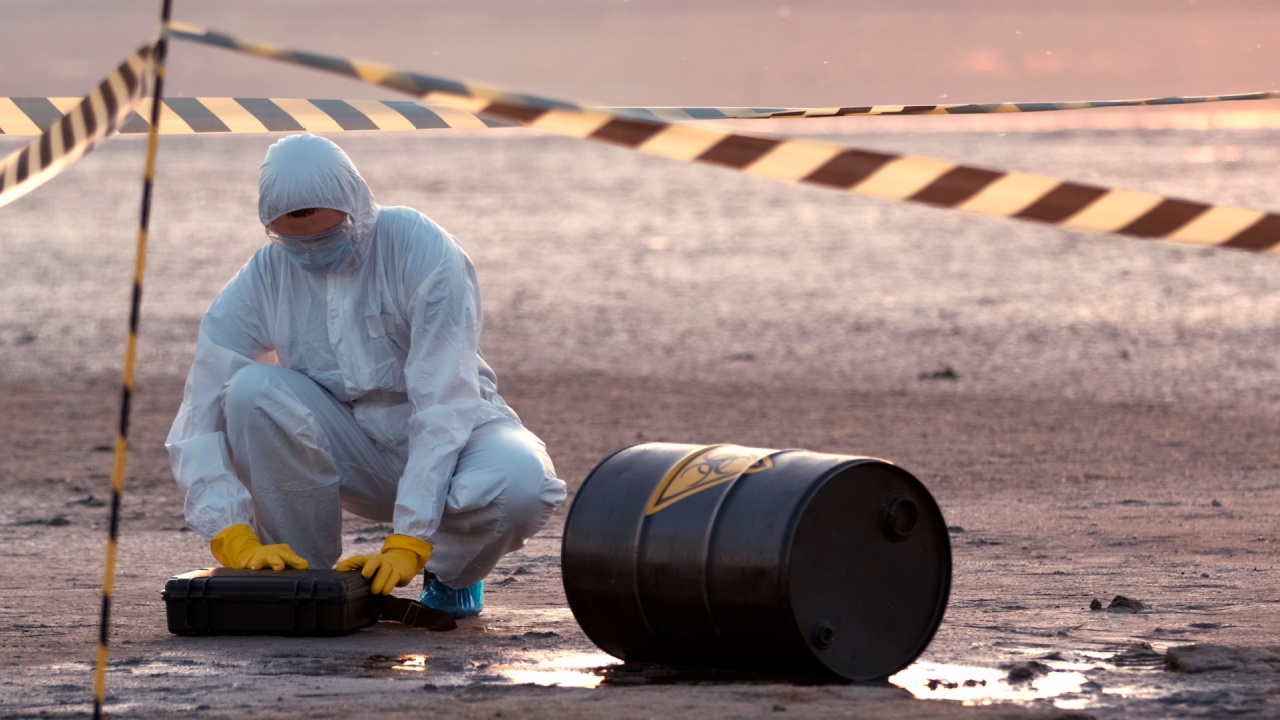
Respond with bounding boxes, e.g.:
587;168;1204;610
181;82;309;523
163;568;376;636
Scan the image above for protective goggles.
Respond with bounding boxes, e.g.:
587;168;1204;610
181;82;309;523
266;214;353;243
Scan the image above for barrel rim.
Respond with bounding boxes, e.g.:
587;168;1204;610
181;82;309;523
780;457;953;681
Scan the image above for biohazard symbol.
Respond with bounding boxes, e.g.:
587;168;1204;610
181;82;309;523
646;445;776;515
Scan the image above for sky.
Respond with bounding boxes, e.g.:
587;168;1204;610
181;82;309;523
2;0;1280;109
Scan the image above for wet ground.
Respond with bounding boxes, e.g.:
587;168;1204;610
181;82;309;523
3;130;1280;718
4;372;1278;718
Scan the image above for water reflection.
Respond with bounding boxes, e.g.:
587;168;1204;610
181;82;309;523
497;653;617;688
364;650;1129;712
367;651;618;688
889;660;1101;710
389;655;428;673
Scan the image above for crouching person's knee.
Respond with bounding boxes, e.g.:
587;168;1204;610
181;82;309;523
218;364;337;480
501;445;566;545
429;427;566;589
220;363;290;428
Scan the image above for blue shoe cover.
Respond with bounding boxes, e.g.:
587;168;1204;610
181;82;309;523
419;575;484;618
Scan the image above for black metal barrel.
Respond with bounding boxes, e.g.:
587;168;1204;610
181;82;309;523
561;443;950;681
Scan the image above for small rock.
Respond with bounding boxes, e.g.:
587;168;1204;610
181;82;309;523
47;516;70;527
1003;661;1051;682
1211;499;1222;507
918;366;959;381
1112;642;1165;668
947;525;965;534
67;495;106;507
1107;595;1145;613
1090;598;1103;611
771;705;787;712
511;566;535;575
521;631;558;639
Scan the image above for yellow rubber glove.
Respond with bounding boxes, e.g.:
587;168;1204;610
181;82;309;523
210;523;309;571
336;534;433;595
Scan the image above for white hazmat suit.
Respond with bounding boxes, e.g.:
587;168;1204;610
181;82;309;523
166;134;566;588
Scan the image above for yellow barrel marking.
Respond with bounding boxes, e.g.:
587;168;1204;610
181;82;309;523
647;445;776;515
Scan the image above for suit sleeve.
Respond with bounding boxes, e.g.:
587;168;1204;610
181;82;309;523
391;222;486;540
165;260;271;539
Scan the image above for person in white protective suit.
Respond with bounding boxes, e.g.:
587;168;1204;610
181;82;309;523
165;133;566;617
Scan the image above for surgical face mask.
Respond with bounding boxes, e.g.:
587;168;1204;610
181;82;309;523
267;216;356;273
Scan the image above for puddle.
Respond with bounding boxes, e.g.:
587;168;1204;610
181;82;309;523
889;661;1100;710
97;644;1174;714
364;648;1136;711
365;651;619;688
388;655;428;673
496;652;618;688
363;654;470;685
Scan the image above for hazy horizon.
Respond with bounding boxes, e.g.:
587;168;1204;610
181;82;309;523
3;1;1280;110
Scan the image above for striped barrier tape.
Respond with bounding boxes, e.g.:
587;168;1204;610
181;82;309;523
611;90;1280;121
0;46;152;209
92;2;169;716
688;89;1280;120
168;21;1280;254
6;87;1280;136
0;97;519;135
0;98;828;135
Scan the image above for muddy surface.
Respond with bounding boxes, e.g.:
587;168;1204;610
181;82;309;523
2;372;1278;718
3;131;1280;718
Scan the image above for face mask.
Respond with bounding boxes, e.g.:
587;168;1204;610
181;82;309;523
269;216;356;273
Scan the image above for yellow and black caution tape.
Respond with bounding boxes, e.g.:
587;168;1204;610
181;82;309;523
7;87;1280;136
705;89;1280;119
0;47;152;209
0;97;518;135
91;7;170;720
0;98;850;135
611;89;1280;121
169;21;1280;254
